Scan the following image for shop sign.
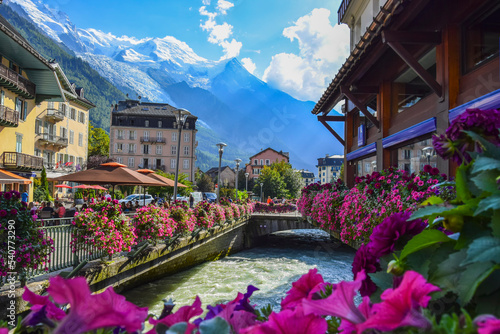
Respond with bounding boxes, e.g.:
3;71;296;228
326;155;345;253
358;124;366;147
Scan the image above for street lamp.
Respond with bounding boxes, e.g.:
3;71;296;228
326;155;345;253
260;182;263;202
173;108;191;201
245;172;249;192
216;142;227;204
422;146;433;166
234;159;241;191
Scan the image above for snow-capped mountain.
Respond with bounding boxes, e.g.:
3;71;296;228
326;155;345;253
5;0;344;172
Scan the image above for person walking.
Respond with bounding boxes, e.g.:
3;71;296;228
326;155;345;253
189;194;194;208
21;189;28;203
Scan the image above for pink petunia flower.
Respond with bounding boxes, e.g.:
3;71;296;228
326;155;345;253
149;296;203;329
23;286;66;322
475;315;500;334
359;271;439;332
47;276;147;334
241;305;327;334
281;268;325;310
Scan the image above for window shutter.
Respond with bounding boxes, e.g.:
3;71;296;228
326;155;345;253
125;143;129;152
114;143;117;153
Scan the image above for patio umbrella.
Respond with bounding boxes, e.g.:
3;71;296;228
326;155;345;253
72;184;92;189
53;162;166;199
136;169;187;206
90;185;108;190
55;184;72;189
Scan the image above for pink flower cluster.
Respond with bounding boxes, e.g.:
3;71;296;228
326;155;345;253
132;206;177;243
253;202;297;213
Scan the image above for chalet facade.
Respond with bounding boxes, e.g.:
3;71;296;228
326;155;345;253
109;100;198;181
314;0;500;186
244;148;290;179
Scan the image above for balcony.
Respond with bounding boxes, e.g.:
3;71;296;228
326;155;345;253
140;164;166;171
140;137;166;144
0;63;36;99
36;133;69;148
0;105;19;127
337;0;352;24
0;152;43;171
44;108;65;122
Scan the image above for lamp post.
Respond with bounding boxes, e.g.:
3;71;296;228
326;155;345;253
423;146;433;166
234;159;241;192
245;172;249;192
173;108;191;201
260;182;263;202
216;142;227;204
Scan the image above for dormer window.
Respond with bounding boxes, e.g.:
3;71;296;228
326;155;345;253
145;120;149;127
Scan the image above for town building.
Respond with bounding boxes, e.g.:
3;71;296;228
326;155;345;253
313;0;500;186
316;155;343;184
298;169;316;187
244;148;289;180
109;100;198;181
205;166;236;188
0;14;65;200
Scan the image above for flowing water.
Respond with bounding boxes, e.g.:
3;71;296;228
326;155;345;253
122;230;356;316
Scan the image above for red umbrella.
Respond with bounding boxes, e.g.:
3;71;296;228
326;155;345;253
73;184;92;189
55;184;72;189
90;185;107;190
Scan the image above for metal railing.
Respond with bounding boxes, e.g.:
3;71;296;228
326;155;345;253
0;63;36;98
337;0;352;24
0;105;19;127
36;133;69;147
140;137;166;144
0;151;44;171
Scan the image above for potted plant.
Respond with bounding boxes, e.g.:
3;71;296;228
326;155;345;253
74;190;84;205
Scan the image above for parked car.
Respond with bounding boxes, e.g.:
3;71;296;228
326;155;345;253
171;194;188;202
119;194;154;206
190;192;203;206
203;192;217;203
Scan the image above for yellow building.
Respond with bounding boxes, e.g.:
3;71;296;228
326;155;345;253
36;64;95;201
0;14;65;200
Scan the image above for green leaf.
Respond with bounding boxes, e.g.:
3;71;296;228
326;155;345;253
166;323;187;334
456;164;472;202
472;156;500;173
475;194;500;216
400;230;454;260
492;211;500;238
421;196;445;206
369;271;394;292
464;131;500;160
458;262;498;304
476;289;500;316
199;317;231;334
462;236;500;266
472;170;500;193
410;205;458;221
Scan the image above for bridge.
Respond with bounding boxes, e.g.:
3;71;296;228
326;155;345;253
1;212;345;317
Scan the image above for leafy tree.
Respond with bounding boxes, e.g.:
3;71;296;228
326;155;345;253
37;167;53;202
339;163;345;181
282;167;302;198
88;125;110;157
147;170;193;198
253;167;286;200
118;185;136;196
196;173;214;192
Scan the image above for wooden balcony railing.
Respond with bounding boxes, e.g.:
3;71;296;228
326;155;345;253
0;105;19;127
0;63;36;98
338;0;352;24
1;152;43;171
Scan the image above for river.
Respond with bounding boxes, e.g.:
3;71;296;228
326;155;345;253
122;230;356;316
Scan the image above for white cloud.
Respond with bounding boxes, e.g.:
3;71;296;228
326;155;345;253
263;8;350;101
217;0;234;15
199;0;241;60
241;57;256;74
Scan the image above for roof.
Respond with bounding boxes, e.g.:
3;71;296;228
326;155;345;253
301;171;315;178
312;0;408;115
317;156;344;167
0;14;64;103
248;147;290;160
113;100;197;120
52;63;96;109
205;166;233;174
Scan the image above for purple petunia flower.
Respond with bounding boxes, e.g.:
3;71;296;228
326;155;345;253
368;211;427;258
352;244;381;297
0;210;7;217
3;192;12;200
10;209;17;216
423;165;432;173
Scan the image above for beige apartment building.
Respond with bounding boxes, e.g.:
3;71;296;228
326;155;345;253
109;100;198;181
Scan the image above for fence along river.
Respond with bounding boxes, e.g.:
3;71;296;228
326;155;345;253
122;230;356;316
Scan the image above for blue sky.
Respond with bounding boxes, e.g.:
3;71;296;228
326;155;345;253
44;0;349;102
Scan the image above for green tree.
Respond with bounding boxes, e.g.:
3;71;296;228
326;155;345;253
253;167;286;200
147;170;193;199
38;167;53;202
88;125;110;157
282;167;302;198
339;163;345;181
196;173;214;192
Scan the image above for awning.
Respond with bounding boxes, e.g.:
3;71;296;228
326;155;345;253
382;118;436;148
449;88;500;122
0;169;32;184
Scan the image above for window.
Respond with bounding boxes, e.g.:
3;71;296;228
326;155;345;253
117;129;123;139
15;98;22;119
184;146;189;156
69;130;74;144
156;145;162;155
35;119;42;134
60;127;67;138
116;157;123;164
171;146;177;155
143;145;149;154
128;157;135;168
395;138;436;173
172;132;177;142
253;168;260;175
0;90;4;105
254;159;258;165
170;159;176;169
60;103;67;116
464;6;500;72
145;120;149;127
157;131;163;140
356;155;377;177
260;159;263;165
393;48;436;113
129;143;136;153
184;133;189;142
78;133;83;147
158;121;162;128
23;100;27;121
116;143;123;153
183;159;189;169
79;111;85;123
70;108;76;120
15;134;22;153
129;130;136;140
265;159;270;165
143;131;149;140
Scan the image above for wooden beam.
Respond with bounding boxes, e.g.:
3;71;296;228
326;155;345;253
382;31;442;45
318;117;345;146
318;115;345;122
349;85;379;94
340;86;380;129
384;41;443;98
